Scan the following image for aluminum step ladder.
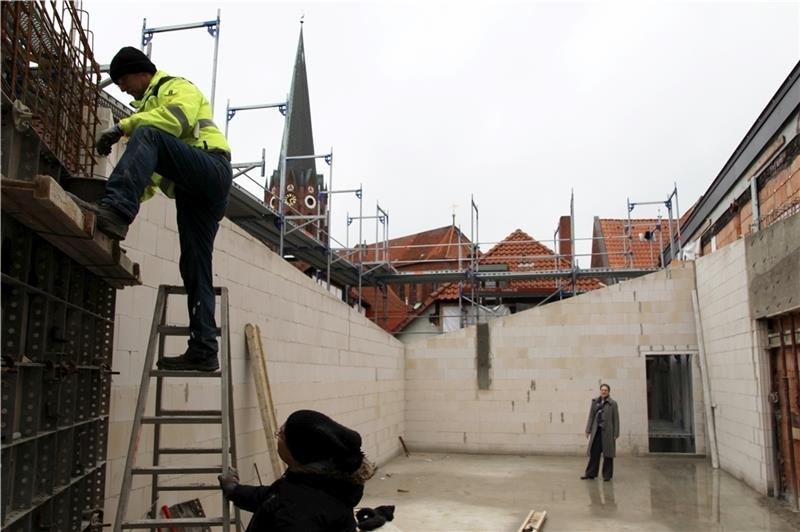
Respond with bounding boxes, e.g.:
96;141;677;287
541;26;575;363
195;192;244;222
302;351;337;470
114;285;240;530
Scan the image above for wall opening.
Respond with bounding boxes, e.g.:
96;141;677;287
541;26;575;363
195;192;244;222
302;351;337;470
646;354;696;453
767;312;800;508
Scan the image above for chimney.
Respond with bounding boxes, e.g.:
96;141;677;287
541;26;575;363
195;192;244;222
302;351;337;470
559;215;572;267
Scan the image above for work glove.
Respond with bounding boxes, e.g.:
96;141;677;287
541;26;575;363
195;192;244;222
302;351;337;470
96;124;123;156
218;469;239;499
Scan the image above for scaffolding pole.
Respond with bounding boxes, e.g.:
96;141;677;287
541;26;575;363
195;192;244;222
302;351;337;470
469;195;479;326
570;189;577;296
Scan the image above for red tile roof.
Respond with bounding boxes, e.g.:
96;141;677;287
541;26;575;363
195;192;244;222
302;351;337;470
593;218;680;269
358;225;473;267
394;229;604;332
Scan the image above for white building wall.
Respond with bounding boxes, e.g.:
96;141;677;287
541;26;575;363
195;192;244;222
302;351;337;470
404;263;705;457
105;195;405;524
695;238;775;495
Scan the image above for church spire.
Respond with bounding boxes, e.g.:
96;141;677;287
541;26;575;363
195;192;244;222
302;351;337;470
279;22;316;176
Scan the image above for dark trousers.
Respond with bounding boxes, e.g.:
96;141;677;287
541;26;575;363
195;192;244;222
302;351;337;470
103;126;232;354
585;427;614;480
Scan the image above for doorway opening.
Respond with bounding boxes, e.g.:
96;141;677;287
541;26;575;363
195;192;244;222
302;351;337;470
767;312;799;508
646;354;696;453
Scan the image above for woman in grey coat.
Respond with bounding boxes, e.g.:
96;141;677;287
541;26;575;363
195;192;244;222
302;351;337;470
581;383;620;481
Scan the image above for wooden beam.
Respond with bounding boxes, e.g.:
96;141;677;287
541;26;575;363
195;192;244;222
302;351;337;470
245;323;284;480
1;175;140;288
517;510;546;532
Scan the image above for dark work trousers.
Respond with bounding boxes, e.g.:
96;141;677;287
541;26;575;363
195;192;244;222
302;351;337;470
585;428;614;480
102;126;232;354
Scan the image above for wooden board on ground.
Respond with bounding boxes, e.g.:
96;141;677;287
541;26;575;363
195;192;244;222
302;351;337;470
1;175;140;287
517;510;546;532
245;323;284;479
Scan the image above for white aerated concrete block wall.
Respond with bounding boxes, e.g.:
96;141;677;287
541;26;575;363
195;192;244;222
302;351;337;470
695;238;774;495
405;262;704;457
106;195;404;524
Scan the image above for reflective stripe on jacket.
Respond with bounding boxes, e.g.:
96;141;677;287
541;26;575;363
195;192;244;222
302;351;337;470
119;70;231;200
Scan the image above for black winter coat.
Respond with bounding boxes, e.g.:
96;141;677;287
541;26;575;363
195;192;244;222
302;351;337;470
229;471;364;532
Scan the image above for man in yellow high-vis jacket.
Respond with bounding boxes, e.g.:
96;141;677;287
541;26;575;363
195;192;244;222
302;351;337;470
82;46;232;371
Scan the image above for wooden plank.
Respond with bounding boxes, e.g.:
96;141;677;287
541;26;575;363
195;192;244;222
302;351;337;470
245;323;284;479
517;510;546;532
1;175;140;287
2;178;91;238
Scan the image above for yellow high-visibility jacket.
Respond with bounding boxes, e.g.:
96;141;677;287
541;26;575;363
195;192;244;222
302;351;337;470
119;70;230;201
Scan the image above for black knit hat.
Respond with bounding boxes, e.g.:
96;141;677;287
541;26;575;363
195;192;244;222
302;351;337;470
109;46;156;83
284;410;364;473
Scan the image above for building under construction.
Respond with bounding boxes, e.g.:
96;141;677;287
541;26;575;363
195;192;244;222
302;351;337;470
1;2;799;531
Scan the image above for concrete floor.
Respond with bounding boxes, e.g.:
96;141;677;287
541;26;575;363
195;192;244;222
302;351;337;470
360;453;800;531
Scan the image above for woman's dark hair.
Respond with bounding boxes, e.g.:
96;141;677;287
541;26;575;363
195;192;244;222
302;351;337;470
600;383;611;392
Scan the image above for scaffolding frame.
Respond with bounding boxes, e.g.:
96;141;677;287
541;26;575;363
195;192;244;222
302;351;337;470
627;183;682;267
139;10;221;112
325;186;680;334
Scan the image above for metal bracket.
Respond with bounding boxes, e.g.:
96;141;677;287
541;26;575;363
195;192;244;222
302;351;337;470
226;108;236;121
278;104;287;116
142;31;154;47
207;22;219;38
324;154;332;166
355;188;362;199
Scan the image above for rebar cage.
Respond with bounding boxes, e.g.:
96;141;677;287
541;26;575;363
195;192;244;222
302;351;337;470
1;0;101;179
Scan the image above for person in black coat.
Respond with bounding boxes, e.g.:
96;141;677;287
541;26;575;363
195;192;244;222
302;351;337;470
218;410;375;532
581;383;620;481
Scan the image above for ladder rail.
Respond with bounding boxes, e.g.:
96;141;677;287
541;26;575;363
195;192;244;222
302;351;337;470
224;289;243;532
114;286;167;532
150;297;168;518
219;287;233;532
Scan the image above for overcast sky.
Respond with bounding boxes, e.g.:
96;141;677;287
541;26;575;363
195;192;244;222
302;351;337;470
86;0;799;265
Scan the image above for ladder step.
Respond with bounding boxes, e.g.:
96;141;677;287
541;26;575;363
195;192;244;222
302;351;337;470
121;517;228;528
132;465;221;475
157;325;222;336
159;447;223;455
163;285;223;296
156;483;220;491
150;369;222;378
160;409;222;416
142;416;221;424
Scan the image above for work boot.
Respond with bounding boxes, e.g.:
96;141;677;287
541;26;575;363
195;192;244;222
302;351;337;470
157;348;219;372
68;193;129;240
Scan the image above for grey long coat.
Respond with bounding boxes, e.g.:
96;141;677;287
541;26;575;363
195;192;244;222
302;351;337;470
584;397;620;458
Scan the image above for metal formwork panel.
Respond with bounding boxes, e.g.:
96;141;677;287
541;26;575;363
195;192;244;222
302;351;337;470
11;440;37;512
53;427;74;487
1;369;18;442
35;432;57;499
18;365;43;438
57;362;78;427
51;490;71;531
39;361;60;433
1;218;31;363
1;214;116;531
1;447;11;518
